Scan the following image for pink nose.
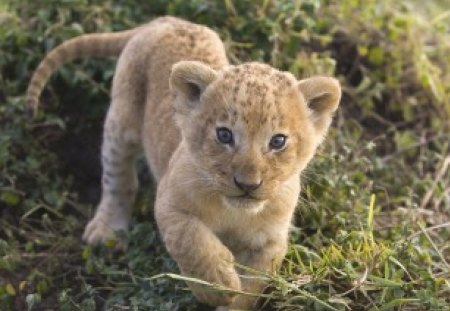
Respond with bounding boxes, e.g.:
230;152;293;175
233;177;262;192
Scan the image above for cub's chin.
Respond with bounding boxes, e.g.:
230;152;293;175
222;196;266;214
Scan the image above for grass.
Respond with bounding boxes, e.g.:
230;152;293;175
0;0;449;310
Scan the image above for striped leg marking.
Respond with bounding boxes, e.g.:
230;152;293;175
83;120;139;248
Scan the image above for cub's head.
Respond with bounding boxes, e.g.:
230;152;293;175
170;61;340;212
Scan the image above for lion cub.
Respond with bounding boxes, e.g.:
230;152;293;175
27;16;340;310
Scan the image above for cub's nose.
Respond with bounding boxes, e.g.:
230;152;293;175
233;177;262;192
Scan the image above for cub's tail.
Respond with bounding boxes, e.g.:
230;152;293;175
26;27;141;115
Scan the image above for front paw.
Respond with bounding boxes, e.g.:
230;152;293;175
187;256;241;306
227;294;259;311
82;205;129;249
190;271;241;306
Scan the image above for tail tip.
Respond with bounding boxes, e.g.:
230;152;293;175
26;98;39;118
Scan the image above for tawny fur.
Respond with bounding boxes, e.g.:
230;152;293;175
26;26;142;114
27;16;341;310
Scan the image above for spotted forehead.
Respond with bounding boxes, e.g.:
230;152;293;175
220;63;295;99
212;63;298;129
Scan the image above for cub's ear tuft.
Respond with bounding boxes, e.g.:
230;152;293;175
170;61;217;114
298;76;341;140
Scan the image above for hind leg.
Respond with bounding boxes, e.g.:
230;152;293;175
81;37;147;248
83;107;141;248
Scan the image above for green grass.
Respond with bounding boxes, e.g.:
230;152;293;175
0;0;449;310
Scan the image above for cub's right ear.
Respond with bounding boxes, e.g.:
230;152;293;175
298;76;341;141
170;61;217;114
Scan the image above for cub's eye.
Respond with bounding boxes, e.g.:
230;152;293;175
269;134;287;150
216;127;234;144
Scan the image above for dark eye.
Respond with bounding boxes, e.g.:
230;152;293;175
269;134;287;150
216;127;234;144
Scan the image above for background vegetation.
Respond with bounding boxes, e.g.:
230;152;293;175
0;0;449;310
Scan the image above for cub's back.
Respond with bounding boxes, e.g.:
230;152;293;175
111;17;229;180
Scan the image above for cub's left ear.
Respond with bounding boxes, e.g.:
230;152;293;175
298;76;341;140
170;61;218;115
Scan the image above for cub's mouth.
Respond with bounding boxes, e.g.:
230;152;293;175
232;193;259;200
222;194;266;211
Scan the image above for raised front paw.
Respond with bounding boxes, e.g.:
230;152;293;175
186;255;242;306
190;270;241;306
227;294;259;311
82;204;129;249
